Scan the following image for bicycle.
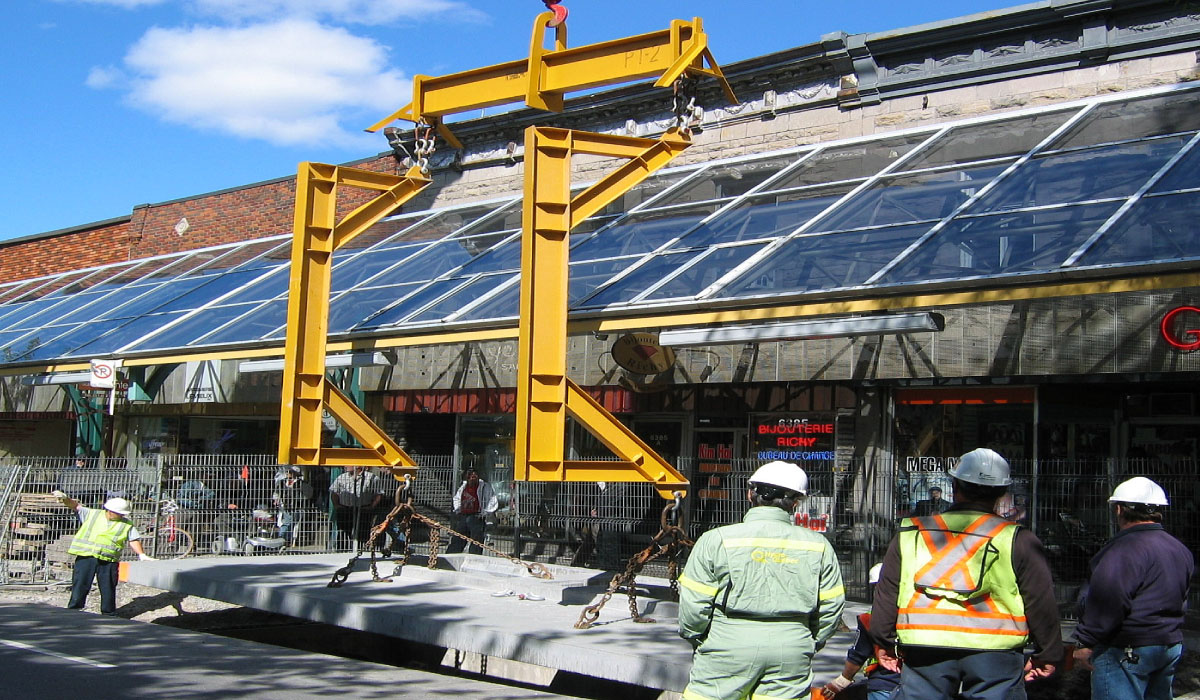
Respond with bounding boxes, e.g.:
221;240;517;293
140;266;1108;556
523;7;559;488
139;499;194;559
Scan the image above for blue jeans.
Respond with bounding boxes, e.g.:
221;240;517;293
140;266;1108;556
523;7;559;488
895;647;1026;700
1091;643;1182;700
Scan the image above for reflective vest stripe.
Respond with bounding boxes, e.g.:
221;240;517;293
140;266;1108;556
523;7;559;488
678;573;720;598
819;584;845;601
912;515;1010;592
722;537;826;552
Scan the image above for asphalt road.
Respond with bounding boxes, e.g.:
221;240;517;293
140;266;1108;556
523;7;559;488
0;602;568;699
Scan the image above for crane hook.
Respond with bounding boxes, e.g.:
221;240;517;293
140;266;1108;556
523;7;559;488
543;0;568;27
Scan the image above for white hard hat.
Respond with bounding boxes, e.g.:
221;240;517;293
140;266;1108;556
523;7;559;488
103;497;132;516
1109;476;1169;507
949;448;1012;487
748;461;808;496
868;563;883;585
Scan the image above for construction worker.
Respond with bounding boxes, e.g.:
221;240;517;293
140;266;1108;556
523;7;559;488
1072;477;1194;700
52;489;153;615
871;448;1062;700
822;564;901;700
678;460;845;700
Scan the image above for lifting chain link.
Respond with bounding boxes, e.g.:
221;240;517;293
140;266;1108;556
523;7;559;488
327;477;552;587
412;122;437;175
671;77;702;136
575;493;692;629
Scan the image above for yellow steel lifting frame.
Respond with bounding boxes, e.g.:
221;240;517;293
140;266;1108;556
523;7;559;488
281;11;738;495
517;126;690;499
364;11;737;149
278;163;431;475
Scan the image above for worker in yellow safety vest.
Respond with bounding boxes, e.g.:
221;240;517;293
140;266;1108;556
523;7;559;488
870;448;1063;700
53;489;153;615
677;460;845;700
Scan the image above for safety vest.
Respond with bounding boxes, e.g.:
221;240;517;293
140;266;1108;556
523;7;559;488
895;511;1028;650
67;509;134;562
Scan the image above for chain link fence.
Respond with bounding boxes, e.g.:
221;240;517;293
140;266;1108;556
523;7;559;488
2;454;1194;614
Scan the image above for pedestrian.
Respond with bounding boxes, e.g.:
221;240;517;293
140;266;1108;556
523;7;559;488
1072;476;1194;700
447;469;498;555
272;466;313;548
912;486;949;516
871;447;1062;700
678;460;845;700
821;563;901;700
329;466;383;549
51;490;154;615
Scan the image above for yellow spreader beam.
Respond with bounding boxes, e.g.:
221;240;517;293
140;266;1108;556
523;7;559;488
278;163;431;477
282;10;738;496
365;12;736;148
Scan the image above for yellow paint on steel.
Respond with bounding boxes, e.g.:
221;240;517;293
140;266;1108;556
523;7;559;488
278;162;430;471
365;15;736;146
515;126;689;498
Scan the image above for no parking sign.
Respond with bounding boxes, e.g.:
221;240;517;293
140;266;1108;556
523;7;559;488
89;359;118;389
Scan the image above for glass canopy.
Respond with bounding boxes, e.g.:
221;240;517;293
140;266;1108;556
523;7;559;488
2;84;1199;367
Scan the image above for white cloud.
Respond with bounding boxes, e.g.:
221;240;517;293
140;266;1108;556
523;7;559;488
117;19;410;147
85;65;126;89
189;0;482;25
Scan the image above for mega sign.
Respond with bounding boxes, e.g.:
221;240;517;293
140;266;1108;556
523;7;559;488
750;414;837;463
1161;306;1200;351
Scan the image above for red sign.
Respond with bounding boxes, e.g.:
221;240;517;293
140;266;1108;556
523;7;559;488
1161;306;1200;351
794;512;829;533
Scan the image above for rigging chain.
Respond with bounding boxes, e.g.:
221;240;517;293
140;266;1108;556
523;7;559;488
328;478;552;588
574;492;693;629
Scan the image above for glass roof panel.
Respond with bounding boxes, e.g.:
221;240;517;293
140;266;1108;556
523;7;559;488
970;135;1189;214
350;238;485;288
878;202;1122;284
811;163;1009;233
193;299;289;346
901;110;1076;170
330;242;427;293
571;203;721;261
133;303;263;351
643;244;767;300
1149;141;1200;193
764;133;932;190
1073;191;1200;267
578;251;702;307
654;154;800;206
90;277;212;321
0;297;80;332
65;312;188;357
669;184;857;249
713;224;934;299
389;202;508;243
212;265;291;305
0;330;43;362
328;284;421;332
7;319;129;361
408;274;517;323
353;279;465;330
338;211;432;253
1052;90;1200;150
452;235;521;275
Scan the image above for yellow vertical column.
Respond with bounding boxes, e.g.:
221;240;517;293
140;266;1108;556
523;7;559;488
516;127;573;482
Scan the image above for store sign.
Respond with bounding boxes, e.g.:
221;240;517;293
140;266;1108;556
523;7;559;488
750;413;837;463
610;333;676;374
1161;306;1200;351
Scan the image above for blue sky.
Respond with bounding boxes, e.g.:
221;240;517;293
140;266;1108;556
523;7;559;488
3;0;1028;242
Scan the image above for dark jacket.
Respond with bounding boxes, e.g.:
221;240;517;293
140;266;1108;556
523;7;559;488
1074;523;1194;649
871;502;1065;664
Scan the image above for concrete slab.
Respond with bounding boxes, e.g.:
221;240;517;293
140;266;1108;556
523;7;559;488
125;553;864;693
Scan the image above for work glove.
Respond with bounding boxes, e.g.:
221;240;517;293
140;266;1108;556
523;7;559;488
138;553;157;561
51;490;68;501
822;675;854;698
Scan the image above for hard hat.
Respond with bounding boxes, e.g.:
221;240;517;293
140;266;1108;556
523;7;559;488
748;461;808;496
868;563;883;585
103;497;132;516
1109;476;1169;507
949;448;1012;487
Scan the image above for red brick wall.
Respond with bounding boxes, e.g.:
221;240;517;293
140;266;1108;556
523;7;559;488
0;155;401;286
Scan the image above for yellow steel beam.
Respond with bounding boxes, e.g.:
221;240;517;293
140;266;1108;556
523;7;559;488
278;162;430;476
365;14;736;146
515;126;689;499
